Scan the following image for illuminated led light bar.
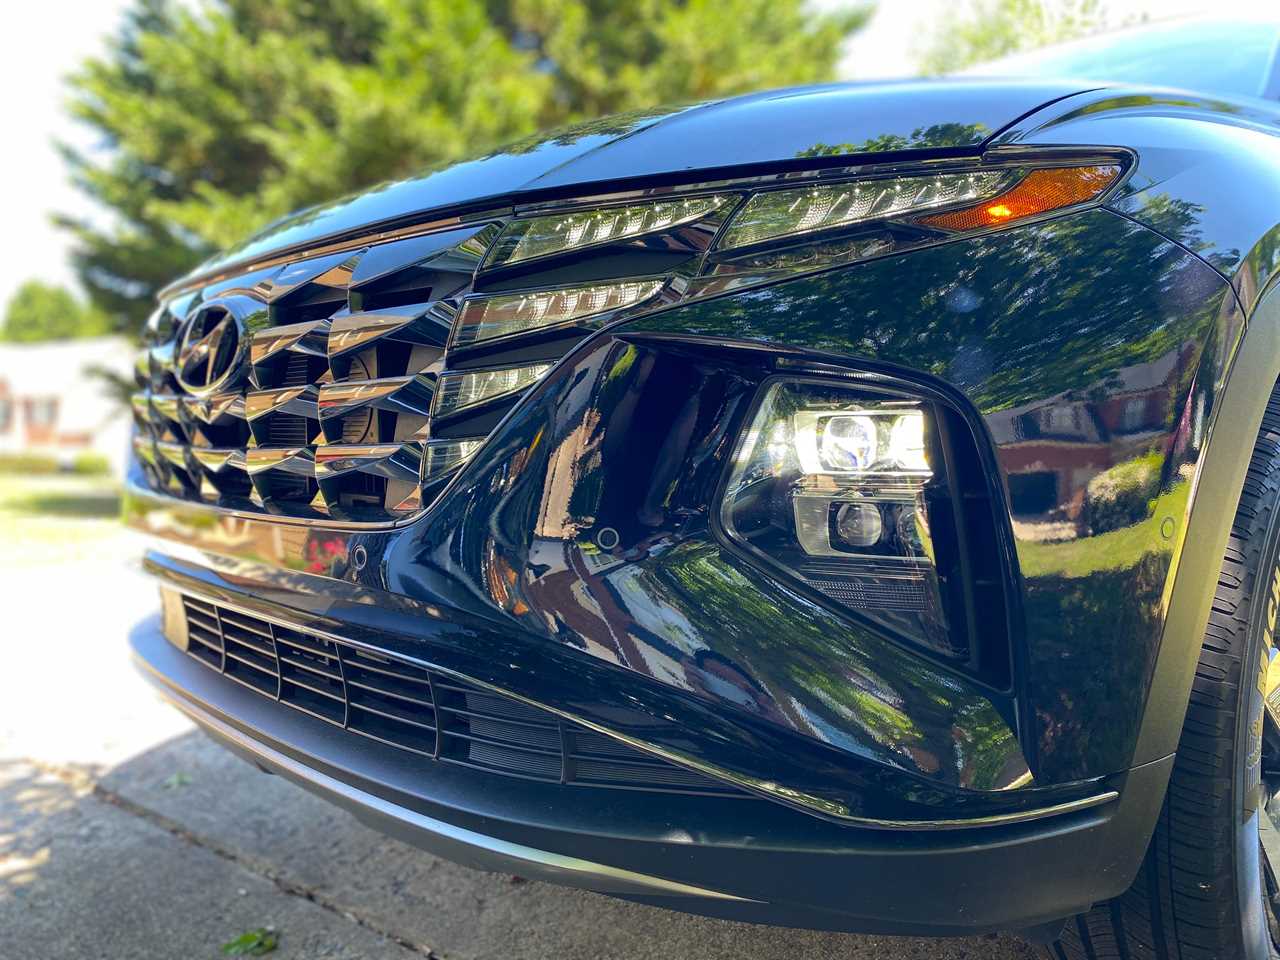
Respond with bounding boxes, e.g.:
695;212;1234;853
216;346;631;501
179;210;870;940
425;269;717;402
423;439;483;480
790;407;930;477
915;165;1121;231
718;171;1015;249
433;363;553;417
452;279;665;347
487;195;732;267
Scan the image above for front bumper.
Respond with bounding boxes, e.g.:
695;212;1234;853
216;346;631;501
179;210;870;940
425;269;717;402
132;606;1171;936
123;198;1241;932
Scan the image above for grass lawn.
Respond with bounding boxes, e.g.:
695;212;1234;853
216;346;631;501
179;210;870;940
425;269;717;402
1017;481;1191;579
0;473;130;568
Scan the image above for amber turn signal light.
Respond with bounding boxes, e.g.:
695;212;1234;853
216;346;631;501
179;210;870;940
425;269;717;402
916;164;1121;232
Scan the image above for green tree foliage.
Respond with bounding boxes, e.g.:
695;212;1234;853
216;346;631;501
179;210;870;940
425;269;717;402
0;280;112;342
915;0;1106;75
60;0;872;336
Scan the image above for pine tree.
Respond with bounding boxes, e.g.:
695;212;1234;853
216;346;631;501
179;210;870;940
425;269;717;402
1;281;111;343
59;0;871;336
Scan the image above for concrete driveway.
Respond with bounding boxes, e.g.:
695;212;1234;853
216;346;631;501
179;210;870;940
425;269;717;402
0;476;1040;959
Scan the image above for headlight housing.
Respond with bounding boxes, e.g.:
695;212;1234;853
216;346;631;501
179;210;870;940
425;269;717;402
717;169;1016;249
486;195;734;267
716;163;1119;252
719;375;1010;675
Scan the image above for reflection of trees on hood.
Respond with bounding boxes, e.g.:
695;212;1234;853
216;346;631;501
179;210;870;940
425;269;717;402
797;122;992;157
641;209;1223;416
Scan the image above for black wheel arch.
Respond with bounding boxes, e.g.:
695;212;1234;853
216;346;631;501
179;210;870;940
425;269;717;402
1134;278;1280;777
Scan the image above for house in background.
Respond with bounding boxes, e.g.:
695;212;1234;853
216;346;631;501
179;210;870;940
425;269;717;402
0;337;135;474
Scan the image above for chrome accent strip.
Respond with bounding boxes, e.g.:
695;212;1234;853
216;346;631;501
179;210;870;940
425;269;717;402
244;385;319;421
159;213;486;300
145;576;1122;831
250;318;330;365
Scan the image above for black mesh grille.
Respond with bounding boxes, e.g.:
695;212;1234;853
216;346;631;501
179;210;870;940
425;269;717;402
178;596;745;797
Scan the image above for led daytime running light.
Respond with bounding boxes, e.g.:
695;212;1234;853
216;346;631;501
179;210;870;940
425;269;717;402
915;164;1121;231
489;195;731;266
423;439;482;479
433;363;553;417
720;171;1014;250
452;279;665;347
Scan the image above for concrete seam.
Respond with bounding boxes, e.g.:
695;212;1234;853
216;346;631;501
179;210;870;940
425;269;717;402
23;757;443;959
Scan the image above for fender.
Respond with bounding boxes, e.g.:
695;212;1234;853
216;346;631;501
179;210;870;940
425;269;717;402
1134;277;1280;766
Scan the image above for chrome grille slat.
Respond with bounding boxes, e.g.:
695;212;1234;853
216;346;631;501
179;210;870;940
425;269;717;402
244;385;320;421
251;318;331;366
174;596;746;797
133;200;729;522
131;226;487;521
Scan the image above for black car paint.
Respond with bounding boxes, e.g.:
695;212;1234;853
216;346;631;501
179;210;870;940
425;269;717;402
130;199;1231;810
125;75;1280;931
131;616;1172;935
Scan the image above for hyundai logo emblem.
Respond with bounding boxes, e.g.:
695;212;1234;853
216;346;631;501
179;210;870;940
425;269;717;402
174;305;246;395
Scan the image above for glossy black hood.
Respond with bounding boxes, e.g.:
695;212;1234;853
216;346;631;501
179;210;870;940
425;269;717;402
177;78;1091;289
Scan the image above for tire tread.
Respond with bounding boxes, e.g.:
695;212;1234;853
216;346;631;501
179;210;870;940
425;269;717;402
1047;385;1280;960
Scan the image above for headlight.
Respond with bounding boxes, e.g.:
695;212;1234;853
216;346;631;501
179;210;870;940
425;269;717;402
432;363;553;417
716;163;1120;252
423;439;483;480
718;170;1015;249
720;378;957;658
487;195;734;267
451;279;666;347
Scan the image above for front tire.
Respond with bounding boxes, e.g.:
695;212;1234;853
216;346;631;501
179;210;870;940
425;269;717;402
1049;388;1280;960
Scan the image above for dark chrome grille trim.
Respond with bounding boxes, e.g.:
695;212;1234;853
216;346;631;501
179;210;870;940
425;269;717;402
173;593;747;798
131;197;723;525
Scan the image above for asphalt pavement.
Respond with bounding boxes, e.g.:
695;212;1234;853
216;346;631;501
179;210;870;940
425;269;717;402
0;477;1041;959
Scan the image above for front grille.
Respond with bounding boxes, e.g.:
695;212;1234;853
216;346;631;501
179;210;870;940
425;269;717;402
131;226;498;522
131;193;732;523
180;596;745;797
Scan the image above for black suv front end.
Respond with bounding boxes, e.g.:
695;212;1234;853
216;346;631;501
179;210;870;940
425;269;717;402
124;79;1277;938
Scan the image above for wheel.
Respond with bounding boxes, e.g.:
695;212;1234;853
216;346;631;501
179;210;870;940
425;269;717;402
1047;388;1280;960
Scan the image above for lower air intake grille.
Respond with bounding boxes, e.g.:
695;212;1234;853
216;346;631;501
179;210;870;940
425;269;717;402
179;595;744;797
